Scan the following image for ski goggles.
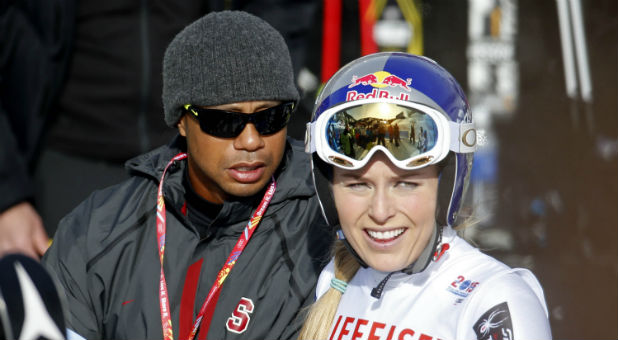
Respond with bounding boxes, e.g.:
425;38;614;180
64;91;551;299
183;101;295;138
305;98;476;170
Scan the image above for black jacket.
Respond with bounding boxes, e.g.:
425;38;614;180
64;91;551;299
0;0;203;210
0;0;74;212
42;136;332;339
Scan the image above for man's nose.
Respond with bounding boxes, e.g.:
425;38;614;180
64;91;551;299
233;123;264;151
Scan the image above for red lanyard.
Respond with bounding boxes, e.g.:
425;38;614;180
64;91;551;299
156;152;277;340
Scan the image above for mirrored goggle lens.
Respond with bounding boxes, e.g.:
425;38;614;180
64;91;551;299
324;102;440;167
187;102;294;138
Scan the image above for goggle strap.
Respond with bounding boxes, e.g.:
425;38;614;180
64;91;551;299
449;121;476;153
305;122;316;153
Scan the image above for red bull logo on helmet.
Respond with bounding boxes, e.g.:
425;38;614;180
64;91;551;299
346;71;412;102
348;71;412;91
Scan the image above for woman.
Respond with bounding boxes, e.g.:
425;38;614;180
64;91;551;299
301;52;552;340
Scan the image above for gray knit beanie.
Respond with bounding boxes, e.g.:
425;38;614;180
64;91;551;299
162;11;300;127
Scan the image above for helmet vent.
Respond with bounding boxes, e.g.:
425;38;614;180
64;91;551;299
329;156;354;167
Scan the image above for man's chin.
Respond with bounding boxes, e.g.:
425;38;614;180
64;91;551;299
226;180;271;198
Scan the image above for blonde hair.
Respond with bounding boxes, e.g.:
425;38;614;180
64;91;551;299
298;240;360;340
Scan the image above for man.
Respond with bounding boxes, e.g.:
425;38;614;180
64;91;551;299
0;0;319;259
42;11;331;340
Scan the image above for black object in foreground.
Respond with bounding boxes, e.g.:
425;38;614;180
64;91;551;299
0;253;66;340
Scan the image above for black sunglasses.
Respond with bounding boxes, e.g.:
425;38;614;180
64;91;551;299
183;102;295;138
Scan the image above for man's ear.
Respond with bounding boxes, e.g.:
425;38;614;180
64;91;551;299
177;115;187;137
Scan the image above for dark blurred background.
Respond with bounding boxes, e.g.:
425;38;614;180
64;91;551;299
288;1;617;338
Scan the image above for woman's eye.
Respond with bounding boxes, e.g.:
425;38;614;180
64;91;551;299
396;181;418;189
346;182;368;190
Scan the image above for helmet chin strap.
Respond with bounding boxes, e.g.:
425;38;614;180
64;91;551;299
401;224;441;275
337;229;369;268
370;225;442;299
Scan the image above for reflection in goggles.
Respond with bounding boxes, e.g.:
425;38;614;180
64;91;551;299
325;103;439;166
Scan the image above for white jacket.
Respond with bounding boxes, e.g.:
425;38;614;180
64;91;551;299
316;227;552;340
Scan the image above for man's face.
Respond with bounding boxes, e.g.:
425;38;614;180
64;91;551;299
178;100;287;204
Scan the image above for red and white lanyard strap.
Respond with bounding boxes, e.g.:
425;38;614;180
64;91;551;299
156;152;277;340
157;152;188;340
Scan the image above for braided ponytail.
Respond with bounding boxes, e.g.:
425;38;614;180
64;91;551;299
299;241;360;339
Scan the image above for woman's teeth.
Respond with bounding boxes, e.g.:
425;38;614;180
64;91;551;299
367;228;405;240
